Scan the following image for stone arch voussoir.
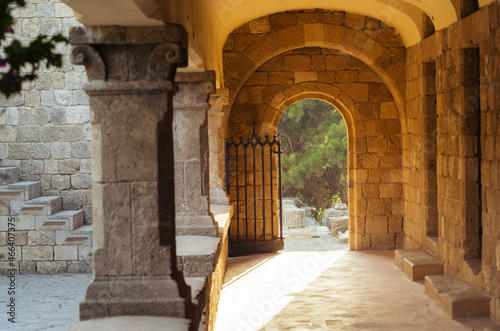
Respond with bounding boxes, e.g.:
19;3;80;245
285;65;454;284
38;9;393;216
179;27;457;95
224;21;406;130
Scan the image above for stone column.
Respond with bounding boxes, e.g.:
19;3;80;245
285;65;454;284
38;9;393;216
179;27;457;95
173;71;218;236
208;89;229;205
69;26;192;320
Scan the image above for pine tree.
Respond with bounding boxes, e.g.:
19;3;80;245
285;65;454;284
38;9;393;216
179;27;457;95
278;99;348;210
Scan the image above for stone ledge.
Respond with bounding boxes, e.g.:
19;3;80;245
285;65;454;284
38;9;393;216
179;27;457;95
176;236;220;256
425;275;490;319
176;236;220;277
185;277;205;305
395;249;443;281
210;204;232;236
68;315;190;331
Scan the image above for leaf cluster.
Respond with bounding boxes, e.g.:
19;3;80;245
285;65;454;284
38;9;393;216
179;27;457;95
0;0;68;97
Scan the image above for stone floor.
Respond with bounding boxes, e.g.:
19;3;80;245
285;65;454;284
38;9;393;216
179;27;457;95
1;223;499;331
215;226;500;330
0;273;92;331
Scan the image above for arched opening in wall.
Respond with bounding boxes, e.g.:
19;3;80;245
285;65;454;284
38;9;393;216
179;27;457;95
277;99;349;248
223;11;407;253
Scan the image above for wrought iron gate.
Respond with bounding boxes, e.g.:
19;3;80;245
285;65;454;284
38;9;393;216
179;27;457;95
226;134;284;256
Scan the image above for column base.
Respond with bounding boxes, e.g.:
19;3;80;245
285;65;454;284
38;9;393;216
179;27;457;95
80;277;189;321
176;215;217;236
210;188;229;205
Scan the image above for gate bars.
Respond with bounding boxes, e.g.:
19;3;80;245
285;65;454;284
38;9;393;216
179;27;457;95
226;134;283;246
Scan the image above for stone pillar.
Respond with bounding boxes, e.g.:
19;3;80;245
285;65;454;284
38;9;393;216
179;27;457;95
208;89;229;205
173;71;218;236
69;26;192;320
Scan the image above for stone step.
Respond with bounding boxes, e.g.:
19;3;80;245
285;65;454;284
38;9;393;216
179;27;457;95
71;224;93;235
2;181;41;201
0;189;23;200
395;249;443;281
41;220;67;230
425;275;490;318
43;210;84;231
0;167;20;185
12;196;62;216
176;235;220;278
56;225;93;246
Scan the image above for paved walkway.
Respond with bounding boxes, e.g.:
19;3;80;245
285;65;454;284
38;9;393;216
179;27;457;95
1;223;499;331
215;226;500;330
0;273;92;331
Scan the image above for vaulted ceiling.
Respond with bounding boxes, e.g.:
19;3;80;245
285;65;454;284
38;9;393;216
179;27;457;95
63;0;490;84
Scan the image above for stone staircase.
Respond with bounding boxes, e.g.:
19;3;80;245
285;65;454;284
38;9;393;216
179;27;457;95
0;166;92;274
395;249;490;319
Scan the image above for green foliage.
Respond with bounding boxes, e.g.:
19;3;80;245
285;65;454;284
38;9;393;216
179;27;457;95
332;194;342;205
317;208;325;224
278;99;347;210
0;0;68;97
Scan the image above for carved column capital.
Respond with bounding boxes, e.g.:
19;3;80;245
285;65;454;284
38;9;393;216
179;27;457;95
209;88;229;113
174;71;217;107
69;25;188;85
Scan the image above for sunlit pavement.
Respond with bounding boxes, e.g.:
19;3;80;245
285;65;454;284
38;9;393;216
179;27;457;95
0;273;92;331
215;232;500;330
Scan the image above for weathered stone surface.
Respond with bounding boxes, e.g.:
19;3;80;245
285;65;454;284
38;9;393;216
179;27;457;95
176;235;219;277
395;249;443;281
23;246;53;261
173;71;217;238
19;261;36;274
27;231;56;245
326;216;348;236
425;275;490;318
68;316;190;331
68;259;92;273
69;23;192;320
249;16;271;34
54;245;78;260
282;201;307;228
59;158;80;174
37;261;67;274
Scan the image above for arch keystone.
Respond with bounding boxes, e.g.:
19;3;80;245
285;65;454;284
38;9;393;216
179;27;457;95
324;24;346;45
304;23;325;44
278;25;305;49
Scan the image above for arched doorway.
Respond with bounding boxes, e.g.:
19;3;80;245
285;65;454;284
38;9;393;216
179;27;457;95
226;46;404;251
278;98;349;247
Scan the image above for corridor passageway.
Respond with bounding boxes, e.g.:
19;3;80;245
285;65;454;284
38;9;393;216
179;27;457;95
215;233;499;330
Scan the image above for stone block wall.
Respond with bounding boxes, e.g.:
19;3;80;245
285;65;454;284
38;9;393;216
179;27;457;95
0;0;92;223
404;2;500;323
0;217;92;275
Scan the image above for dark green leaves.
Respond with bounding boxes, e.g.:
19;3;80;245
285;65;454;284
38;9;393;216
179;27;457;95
0;0;68;97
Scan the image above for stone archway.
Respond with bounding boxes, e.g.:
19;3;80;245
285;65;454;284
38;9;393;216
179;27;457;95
223;11;407;131
269;87;361;249
226;45;405;250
